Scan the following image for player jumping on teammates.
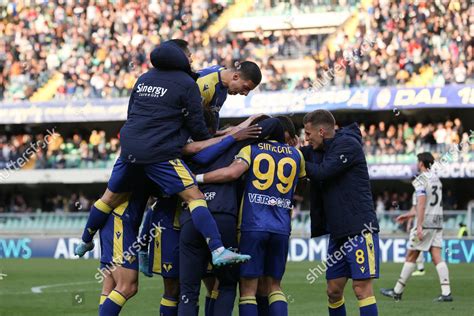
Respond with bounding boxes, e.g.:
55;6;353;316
196;121;306;316
75;40;250;267
137;114;274;316
381;152;453;302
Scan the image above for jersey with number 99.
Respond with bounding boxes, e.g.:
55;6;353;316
236;141;306;235
412;172;443;229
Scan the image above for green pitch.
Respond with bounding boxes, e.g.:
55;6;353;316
0;259;472;315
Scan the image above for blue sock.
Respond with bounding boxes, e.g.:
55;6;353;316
99;290;127;316
98;294;107;314
256;295;269;316
160;296;178;316
269;291;287;316
239;296;258;316
82;200;113;243
188;199;223;252
328;297;346;316
214;284;237;316
138;208;153;250
359;296;378;316
214;286;236;316
205;291;218;316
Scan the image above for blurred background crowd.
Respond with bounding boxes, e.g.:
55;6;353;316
1;0;472;100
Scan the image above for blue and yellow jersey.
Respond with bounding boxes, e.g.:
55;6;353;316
236;141;306;235
197;65;228;128
151;196;182;231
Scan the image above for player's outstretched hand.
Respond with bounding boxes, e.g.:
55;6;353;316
237;113;267;128
231;125;262;141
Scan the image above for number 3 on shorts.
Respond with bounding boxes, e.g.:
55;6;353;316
356;249;365;264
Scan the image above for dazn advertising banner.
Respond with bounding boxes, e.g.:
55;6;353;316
1;237;473;264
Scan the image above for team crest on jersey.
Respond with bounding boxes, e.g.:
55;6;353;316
163;263;173;272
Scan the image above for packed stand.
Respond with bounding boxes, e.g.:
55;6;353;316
0;0;226;101
0;130;120;170
317;0;474;89
297;118;473;164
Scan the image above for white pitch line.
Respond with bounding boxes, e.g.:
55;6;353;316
31;281;97;293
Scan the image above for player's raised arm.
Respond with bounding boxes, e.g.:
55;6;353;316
196;145;251;183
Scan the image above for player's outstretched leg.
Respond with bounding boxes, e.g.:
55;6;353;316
179;187;250;266
76;190;129;257
100;266;138;316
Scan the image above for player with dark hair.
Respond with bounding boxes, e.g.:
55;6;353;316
302;109;380;316
76;40;251;269
195;118;306;316
137;114;271;316
381;152;453;302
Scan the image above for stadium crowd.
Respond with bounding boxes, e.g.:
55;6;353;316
0;0;226;101
1;0;472;100
0;130;120;170
0;118;472;170
0;191;93;213
374;188;459;213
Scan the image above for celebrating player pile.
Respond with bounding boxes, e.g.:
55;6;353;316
74;38;451;316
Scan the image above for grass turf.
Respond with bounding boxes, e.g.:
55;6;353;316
0;259;472;315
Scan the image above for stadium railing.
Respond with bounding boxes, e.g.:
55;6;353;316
0;210;470;238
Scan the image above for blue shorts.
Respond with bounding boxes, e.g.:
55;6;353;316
108;157;196;195
150;227;180;278
146;197;181;278
100;212;140;271
239;231;289;280
326;232;380;280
